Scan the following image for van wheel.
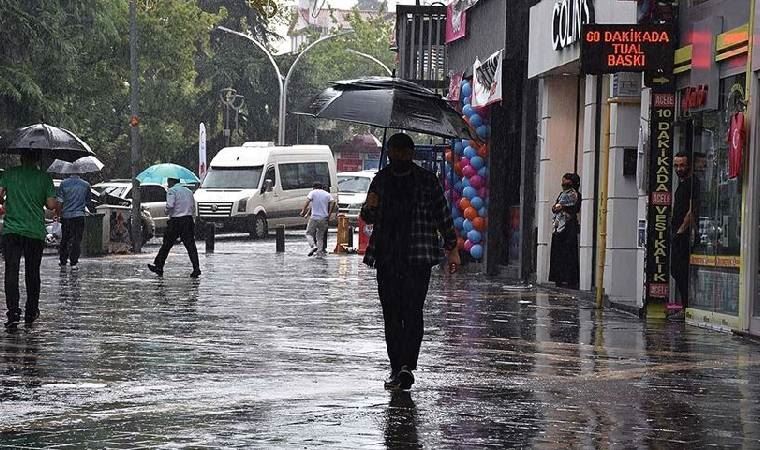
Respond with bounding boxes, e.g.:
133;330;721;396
251;213;268;239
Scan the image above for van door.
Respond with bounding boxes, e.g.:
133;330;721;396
259;165;283;227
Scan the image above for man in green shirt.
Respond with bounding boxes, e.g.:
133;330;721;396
0;151;57;329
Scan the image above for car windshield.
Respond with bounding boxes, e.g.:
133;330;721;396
338;176;371;194
202;166;263;189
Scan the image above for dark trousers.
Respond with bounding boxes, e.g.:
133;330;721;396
4;234;44;321
60;217;85;265
671;232;690;305
153;216;199;270
376;264;432;373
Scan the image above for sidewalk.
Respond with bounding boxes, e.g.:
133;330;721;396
1;235;759;448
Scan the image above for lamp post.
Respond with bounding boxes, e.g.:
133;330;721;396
346;49;393;76
216;26;353;145
129;0;143;252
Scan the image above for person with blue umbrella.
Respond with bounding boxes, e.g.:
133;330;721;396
137;163;200;186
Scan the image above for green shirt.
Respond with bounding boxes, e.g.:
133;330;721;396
0;165;56;241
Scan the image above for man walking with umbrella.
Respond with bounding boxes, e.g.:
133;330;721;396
57;172;91;269
360;133;460;390
0;151;57;328
148;177;201;278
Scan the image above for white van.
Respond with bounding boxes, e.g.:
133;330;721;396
194;142;338;238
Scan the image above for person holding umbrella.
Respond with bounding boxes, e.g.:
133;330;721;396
56;171;91;270
0;151;57;328
360;133;460;391
148;177;201;278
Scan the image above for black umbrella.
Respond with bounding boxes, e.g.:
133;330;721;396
295;77;472;139
0;123;95;162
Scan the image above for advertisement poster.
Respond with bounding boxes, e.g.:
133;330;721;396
445;0;471;43
471;50;503;107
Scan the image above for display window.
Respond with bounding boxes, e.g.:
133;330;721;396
675;75;744;316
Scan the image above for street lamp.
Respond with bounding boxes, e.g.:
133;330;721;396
346;49;393;76
216;26;354;145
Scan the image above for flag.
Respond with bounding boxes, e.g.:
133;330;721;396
198;123;207;180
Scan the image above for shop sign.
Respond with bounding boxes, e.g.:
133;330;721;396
471;50;503;107
680;85;709;113
448;72;463;102
580;24;675;74
552;0;595;51
646;89;675;300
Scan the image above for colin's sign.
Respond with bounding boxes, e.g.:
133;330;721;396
552;0;595;50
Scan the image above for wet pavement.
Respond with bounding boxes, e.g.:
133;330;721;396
2;234;760;448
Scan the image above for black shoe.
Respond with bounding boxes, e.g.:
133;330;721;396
308;247;318;257
24;311;40;325
4;317;20;329
398;366;414;390
148;264;164;276
190;269;201;278
384;371;401;390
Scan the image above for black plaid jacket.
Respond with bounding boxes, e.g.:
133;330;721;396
360;164;457;268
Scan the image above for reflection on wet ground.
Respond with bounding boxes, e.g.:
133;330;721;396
1;236;759;448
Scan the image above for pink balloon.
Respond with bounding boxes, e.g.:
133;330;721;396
478;187;487;198
460;157;470;168
462;165;477;178
469;175;484;189
464;239;474;251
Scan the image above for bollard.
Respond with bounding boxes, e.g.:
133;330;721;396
276;225;285;252
333;215;350;254
205;221;215;254
347;225;354;248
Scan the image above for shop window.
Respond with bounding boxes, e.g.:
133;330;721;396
675;75;744;316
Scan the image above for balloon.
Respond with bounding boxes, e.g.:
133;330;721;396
454;217;464;230
463;146;477;159
458;198;471;211
464;239;474;252
478;207;488;218
470;175;484;189
469;156;485;170
454;140;464;155
470;196;484;210
460;156;470;168
457;237;465;250
462;165;477;178
454;181;464;193
463;219;473;232
463;95;471;106
467;229;482;244
469;113;483;128
478;166;488;178
468;140;477;148
445;150;453;163
451;204;461;218
461;82;472;98
464;207;478;221
478;187;487;198
470;244;484;259
463;186;477;200
452;190;462;203
454;162;463;176
477;125;491;139
462;177;471;188
477;144;489;158
462;104;474;118
472;216;486;231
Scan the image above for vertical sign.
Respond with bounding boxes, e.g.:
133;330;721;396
646;87;675;301
198;122;207;181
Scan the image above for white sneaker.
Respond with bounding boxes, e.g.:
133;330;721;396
71;265;79;271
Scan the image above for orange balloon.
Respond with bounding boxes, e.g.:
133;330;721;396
464;207;478;221
457;237;465;250
472;217;486;231
458;198;471;211
477;144;489;158
454;162;463;176
445;150;453;163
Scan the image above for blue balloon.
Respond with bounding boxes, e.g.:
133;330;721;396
470;244;484;259
454;181;464;193
470;156;485;170
470;196;484;210
454;217;465;230
476;125;491;139
462;104;474;117
453;140;464;154
463;186;477;200
467;229;482;244
469;113;483;128
461;82;472;98
479;207;488;218
463;219;474;232
462;177;471;188
463;95;471;106
463;146;477;159
478;166;488;178
451;206;461;218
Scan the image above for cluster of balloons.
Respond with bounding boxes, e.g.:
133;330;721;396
443;79;491;261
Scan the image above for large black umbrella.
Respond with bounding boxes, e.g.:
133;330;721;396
0;123;95;162
294;77;472;139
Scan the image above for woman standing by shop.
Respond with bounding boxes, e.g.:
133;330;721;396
549;173;581;289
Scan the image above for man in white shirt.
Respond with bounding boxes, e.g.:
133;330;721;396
300;182;335;258
148;177;201;277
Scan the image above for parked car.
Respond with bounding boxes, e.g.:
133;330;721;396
337;170;376;224
193;142;338;238
93;180;169;233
